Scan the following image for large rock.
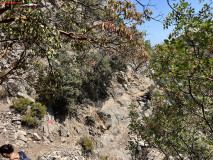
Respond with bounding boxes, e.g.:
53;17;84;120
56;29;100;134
43;123;49;136
17;92;35;102
59;126;69;137
97;110;112;130
11;117;22;123
31;133;42;141
16;130;27;142
116;93;131;107
48;134;54;142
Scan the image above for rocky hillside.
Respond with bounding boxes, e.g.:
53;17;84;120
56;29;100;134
0;64;164;160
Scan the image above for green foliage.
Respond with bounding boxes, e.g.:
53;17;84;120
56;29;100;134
12;97;46;128
129;1;213;160
145;40;152;56
12;98;32;112
0;0;149;123
34;48;128;117
79;136;94;153
0;0;148;86
31;102;46;119
67;103;78;116
34;54;83;116
21;114;39;128
81;51;128;101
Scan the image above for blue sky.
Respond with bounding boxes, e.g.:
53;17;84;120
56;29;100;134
132;0;210;46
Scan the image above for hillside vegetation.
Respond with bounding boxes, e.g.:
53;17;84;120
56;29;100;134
129;0;213;159
0;0;212;159
0;0;149;116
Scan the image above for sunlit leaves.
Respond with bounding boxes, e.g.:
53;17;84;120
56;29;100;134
129;0;213;159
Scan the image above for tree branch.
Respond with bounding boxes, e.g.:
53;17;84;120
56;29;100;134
188;78;213;132
0;16;27;24
0;42;14;59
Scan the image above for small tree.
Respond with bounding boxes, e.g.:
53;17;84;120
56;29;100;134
129;1;213;159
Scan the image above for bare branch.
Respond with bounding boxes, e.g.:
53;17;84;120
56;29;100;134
135;0;163;23
0;16;27;24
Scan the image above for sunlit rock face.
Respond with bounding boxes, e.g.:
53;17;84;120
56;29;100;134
0;62;160;160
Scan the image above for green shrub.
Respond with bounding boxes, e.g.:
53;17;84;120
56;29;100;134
21;114;39;128
31;102;46;119
12;98;32;112
67;103;78;116
79;136;94;153
34;55;83;116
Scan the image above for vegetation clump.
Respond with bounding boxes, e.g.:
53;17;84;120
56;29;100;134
21;114;39;128
12;98;46;128
129;1;213;159
31;102;46;119
79;136;94;153
12;98;32;112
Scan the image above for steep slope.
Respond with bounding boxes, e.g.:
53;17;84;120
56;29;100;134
0;64;164;160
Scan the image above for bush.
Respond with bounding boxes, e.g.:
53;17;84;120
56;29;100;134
31;102;46;119
81;52;127;101
79;136;94;153
12;98;32;112
21;114;39;128
67;103;78;116
34;55;83;116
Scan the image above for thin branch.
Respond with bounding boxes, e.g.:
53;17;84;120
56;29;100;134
0;16;27;23
167;0;212;16
0;47;28;85
170;142;184;160
0;42;13;59
135;0;163;23
188;78;213;132
0;39;20;42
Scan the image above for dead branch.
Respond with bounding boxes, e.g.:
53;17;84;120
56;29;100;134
0;42;13;59
0;47;27;85
0;16;27;24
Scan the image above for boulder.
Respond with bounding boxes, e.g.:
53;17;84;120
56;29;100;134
16;130;27;142
17;92;35;102
31;133;41;141
59;126;69;137
116;93;131;107
48;134;54;142
43;123;49;136
97;110;112;130
11;117;22;123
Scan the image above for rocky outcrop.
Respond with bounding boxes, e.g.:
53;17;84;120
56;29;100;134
0;64;162;160
38;149;86;160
